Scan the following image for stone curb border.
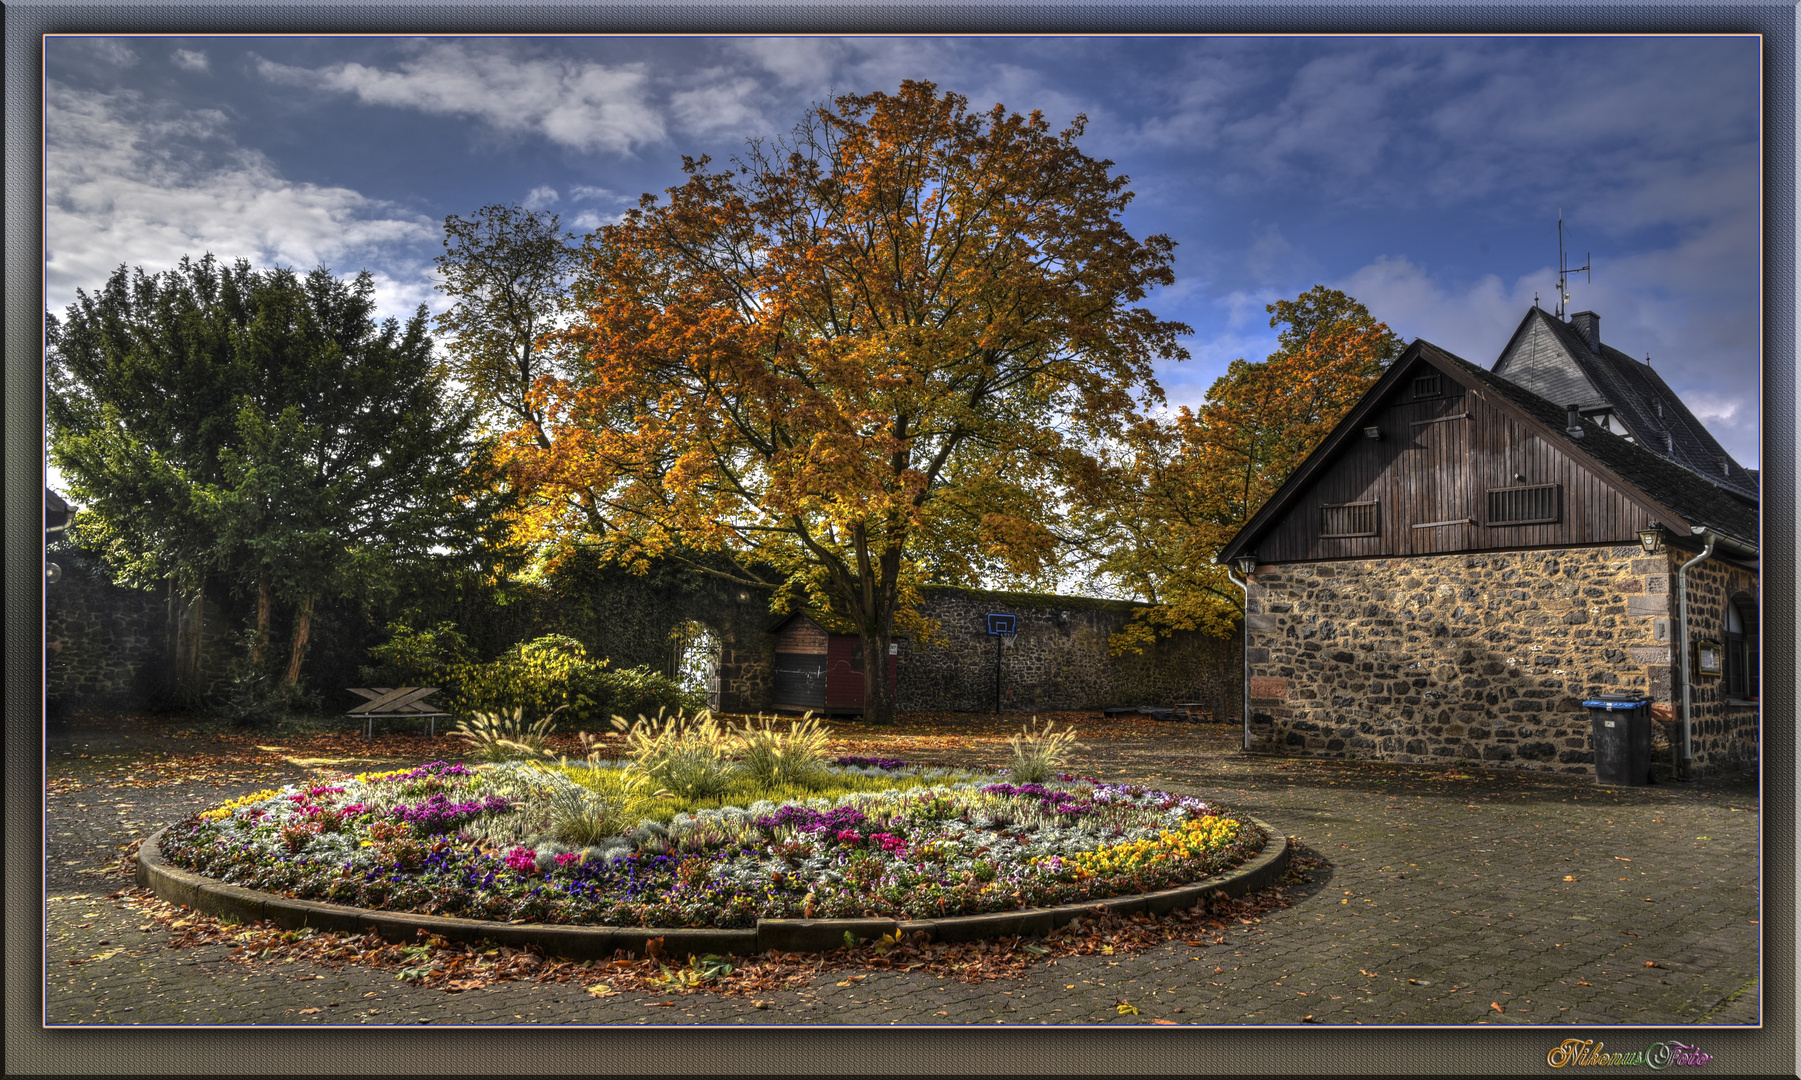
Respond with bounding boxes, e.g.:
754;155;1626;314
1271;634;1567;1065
136;818;1289;961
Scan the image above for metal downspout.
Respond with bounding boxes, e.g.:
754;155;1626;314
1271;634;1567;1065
1676;533;1717;769
1225;567;1252;752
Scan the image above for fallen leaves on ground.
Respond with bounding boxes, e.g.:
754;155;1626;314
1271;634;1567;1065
114;840;1328;1002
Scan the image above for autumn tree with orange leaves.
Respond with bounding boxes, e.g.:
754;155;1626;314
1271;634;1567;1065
1066;287;1398;652
493;81;1190;722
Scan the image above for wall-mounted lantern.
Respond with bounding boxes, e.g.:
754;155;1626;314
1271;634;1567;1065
1235;554;1258;577
45;488;70;585
1363;426;1382;440
1636;521;1665;555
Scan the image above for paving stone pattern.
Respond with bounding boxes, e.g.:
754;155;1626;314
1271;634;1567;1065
43;727;1759;1026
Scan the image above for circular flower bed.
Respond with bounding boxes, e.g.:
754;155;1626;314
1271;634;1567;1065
158;758;1267;929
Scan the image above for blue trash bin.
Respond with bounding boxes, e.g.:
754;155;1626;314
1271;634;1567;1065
1583;695;1653;786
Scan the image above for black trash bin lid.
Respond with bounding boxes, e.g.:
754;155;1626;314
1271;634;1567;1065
1581;696;1652;710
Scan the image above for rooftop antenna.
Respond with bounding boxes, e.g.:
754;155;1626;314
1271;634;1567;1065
1555;210;1590;320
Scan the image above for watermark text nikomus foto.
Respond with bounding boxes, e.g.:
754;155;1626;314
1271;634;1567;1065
1547;1040;1716;1069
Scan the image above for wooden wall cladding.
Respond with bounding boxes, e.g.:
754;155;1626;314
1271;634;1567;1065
1256;377;1660;562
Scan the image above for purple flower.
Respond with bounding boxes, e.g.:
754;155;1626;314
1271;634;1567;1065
980;782;1091;817
754;804;869;834
390;793;513;834
834;756;907;771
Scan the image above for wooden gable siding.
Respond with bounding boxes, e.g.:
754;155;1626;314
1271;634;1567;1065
774;617;828;654
1254;377;1662;563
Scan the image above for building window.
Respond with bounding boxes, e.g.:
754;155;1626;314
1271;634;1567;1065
1486;484;1560;525
1725;597;1757;700
1411;375;1441;398
1320;501;1379;537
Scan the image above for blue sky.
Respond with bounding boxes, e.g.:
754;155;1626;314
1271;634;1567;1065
44;34;1762;469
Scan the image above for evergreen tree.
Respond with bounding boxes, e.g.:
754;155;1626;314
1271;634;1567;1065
48;255;483;704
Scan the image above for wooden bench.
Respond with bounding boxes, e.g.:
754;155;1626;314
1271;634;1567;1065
346;687;450;739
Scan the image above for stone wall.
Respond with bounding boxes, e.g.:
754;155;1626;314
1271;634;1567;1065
1242;544;1756;777
44;555;230;710
44;560;166;708
1674;557;1760;772
894;587;1242;717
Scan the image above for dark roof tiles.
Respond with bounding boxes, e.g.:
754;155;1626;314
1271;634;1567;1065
1494;308;1757;500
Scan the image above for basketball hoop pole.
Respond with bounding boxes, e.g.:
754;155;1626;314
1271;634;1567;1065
984;613;1016;717
995;632;1003;716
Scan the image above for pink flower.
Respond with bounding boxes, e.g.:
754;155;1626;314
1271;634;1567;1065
554;852;582;867
503;846;538;873
836;828;863;844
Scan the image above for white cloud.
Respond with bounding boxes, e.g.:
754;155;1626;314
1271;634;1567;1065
569;209;626;231
253;42;666;154
1333;256;1526;363
71;37;139;67
45;83;437;321
170;48;209;73
730;37;848;88
670;74;774;137
522;185;559;210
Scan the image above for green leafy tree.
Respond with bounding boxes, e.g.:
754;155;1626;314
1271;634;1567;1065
48;255;484;702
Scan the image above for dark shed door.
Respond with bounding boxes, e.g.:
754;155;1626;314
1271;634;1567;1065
773;653;828;710
1409;412;1472;550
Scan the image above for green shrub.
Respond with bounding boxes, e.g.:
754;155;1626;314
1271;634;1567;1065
369;626;700;730
595;664;705;719
360;621;475;687
442;634;608;727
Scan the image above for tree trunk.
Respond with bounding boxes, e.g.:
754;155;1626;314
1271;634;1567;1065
251;569;272;670
281;594;315;690
860;623;896;725
170;579;207;706
856;546;903;725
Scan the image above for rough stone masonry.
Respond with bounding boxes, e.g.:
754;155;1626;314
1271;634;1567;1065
1242;544;1757;776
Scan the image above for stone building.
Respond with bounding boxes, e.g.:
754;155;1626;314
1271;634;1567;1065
1217;323;1758;778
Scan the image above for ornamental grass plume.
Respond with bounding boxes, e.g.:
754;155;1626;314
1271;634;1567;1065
610;708;736;801
1007;717;1080;784
451;706;561;763
732;711;833;789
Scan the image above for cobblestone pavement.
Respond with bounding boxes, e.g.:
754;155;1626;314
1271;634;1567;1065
41;721;1761;1026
